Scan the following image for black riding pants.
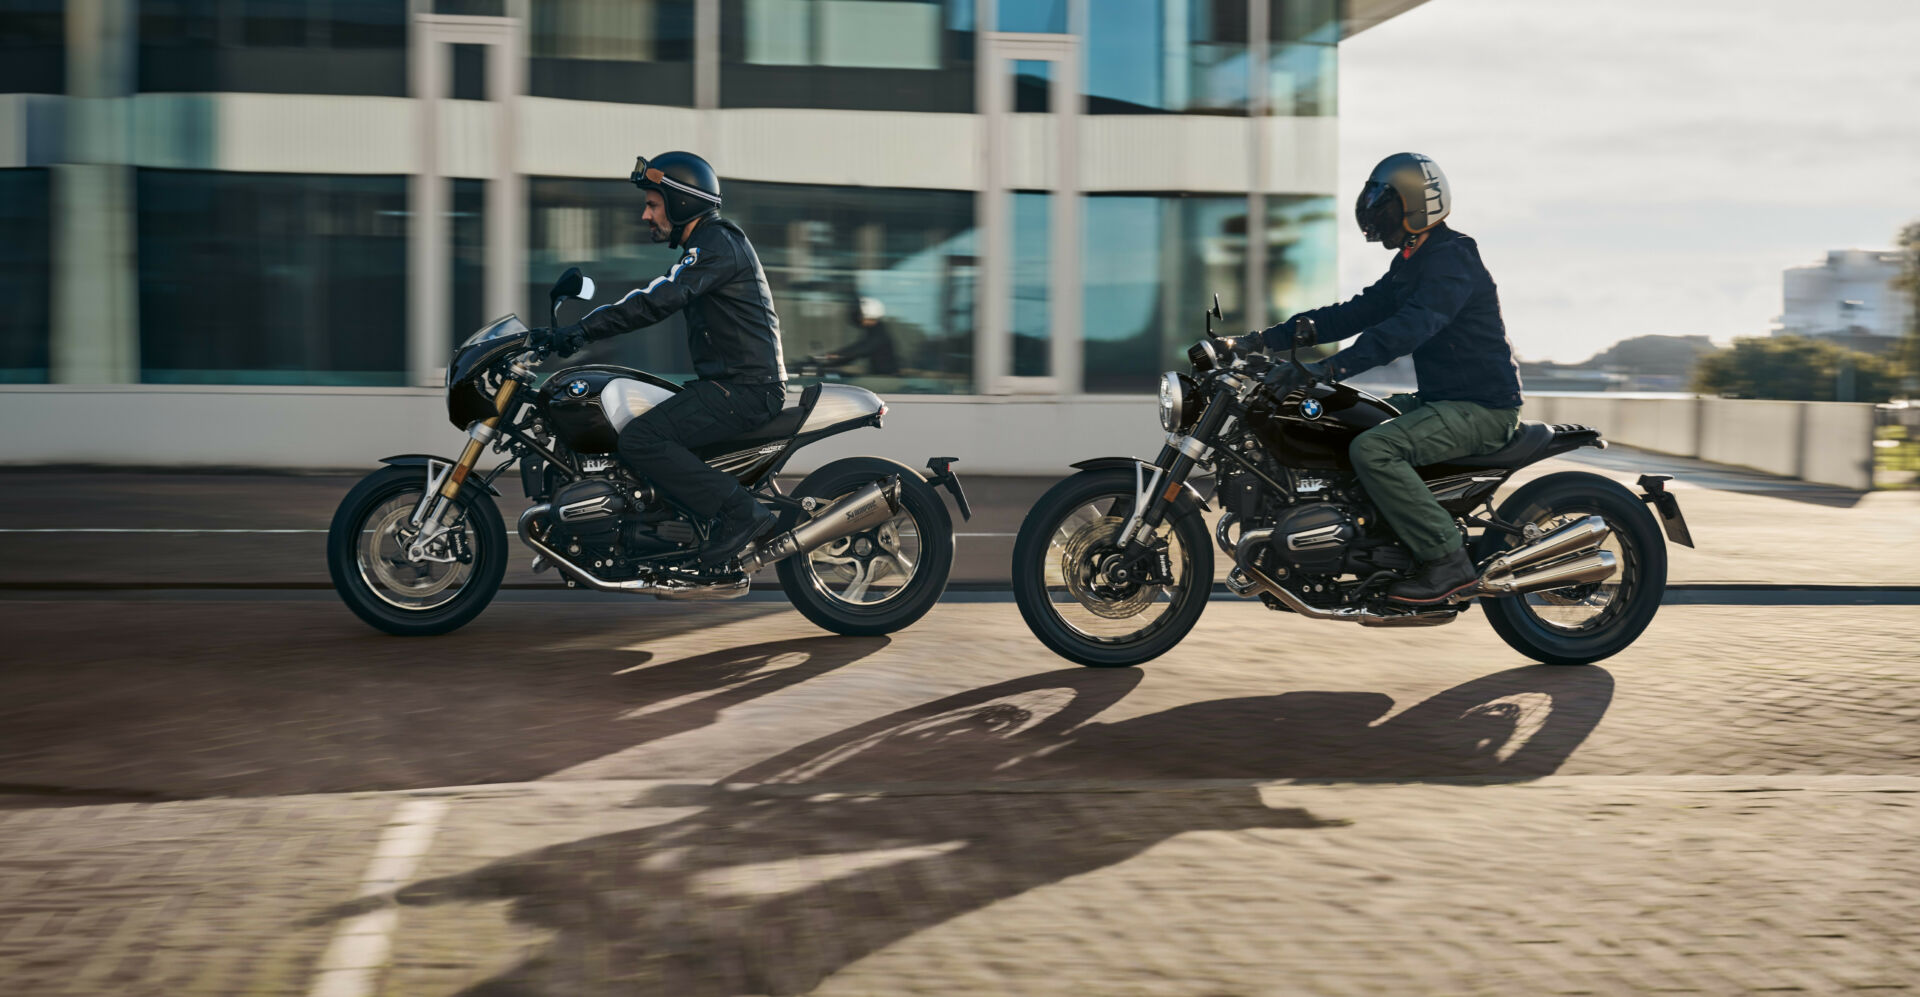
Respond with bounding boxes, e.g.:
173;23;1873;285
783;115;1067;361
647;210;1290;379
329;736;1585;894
617;378;786;521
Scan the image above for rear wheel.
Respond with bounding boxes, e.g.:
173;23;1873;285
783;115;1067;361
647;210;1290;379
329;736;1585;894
1481;471;1666;665
327;466;508;636
1012;469;1212;668
776;457;954;636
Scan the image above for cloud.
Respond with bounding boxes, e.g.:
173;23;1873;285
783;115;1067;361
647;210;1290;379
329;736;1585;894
1336;0;1920;361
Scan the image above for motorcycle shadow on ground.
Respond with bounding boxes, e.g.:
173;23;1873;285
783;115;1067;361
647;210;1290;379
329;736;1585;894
323;664;1611;995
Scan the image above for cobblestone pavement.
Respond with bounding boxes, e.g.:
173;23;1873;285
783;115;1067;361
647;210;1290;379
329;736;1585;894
2;601;1917;994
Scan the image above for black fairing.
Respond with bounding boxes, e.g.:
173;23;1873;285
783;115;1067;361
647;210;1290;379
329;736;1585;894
536;365;682;455
1246;382;1401;471
445;333;531;428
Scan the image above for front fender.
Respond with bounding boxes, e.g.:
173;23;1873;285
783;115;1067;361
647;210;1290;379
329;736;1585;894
1068;457;1210;510
377;454;501;496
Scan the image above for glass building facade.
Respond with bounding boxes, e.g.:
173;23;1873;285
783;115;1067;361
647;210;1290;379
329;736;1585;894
6;0;1377;397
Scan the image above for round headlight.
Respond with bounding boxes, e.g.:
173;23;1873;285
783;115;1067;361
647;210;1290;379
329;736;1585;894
1158;372;1182;432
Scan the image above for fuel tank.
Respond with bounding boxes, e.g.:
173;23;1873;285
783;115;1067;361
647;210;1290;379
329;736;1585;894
1246;381;1402;471
537;366;680;455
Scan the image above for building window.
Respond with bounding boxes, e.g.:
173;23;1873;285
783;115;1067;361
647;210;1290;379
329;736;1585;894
1085;0;1249;115
136;170;408;385
529;0;695;106
0;170;51;383
530;178;975;392
138;0;408;97
1270;0;1338;116
0;0;64;95
1082;194;1250;393
1264;192;1338;327
451;179;487;345
720;0;975;112
726;180;975;393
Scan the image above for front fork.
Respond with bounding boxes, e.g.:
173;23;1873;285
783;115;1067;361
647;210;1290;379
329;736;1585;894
406;377;521;559
1114;379;1241;572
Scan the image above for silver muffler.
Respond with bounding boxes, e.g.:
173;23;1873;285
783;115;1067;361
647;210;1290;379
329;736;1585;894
739;476;902;573
1481;515;1610;578
1480;550;1617;596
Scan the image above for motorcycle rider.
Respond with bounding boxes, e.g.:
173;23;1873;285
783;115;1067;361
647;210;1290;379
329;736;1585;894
534;151;786;570
1247;152;1524;604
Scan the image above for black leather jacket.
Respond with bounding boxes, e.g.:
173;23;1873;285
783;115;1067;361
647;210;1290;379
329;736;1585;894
577;216;788;384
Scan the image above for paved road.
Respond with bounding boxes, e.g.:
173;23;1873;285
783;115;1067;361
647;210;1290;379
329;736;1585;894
5;448;1918;590
2;594;1917;994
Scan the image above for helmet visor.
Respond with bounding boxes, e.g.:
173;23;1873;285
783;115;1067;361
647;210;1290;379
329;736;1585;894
1355;181;1404;243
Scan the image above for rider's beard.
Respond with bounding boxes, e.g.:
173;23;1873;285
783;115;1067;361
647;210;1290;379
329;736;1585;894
648;221;669;244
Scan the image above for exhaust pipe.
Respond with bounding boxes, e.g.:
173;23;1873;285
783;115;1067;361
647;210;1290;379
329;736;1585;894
517;503;751;600
1481;515;1610;578
1480;550;1617;596
739;476;902;573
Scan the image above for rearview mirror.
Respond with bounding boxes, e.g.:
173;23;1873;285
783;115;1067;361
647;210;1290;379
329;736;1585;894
1210;294;1223;321
578;275;595;301
549;266;585;305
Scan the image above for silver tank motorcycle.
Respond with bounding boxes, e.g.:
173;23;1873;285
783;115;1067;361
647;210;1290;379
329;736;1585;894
1012;303;1695;669
328;268;971;637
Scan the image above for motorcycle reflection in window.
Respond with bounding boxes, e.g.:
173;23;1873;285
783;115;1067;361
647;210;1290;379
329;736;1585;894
327;268;972;637
1011;299;1695;669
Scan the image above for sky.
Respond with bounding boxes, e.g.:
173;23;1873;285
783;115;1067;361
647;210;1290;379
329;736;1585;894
1334;0;1920;363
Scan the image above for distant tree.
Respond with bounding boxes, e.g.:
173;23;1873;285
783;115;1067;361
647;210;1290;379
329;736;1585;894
1587;334;1718;376
1895;220;1920;395
1691;335;1901;402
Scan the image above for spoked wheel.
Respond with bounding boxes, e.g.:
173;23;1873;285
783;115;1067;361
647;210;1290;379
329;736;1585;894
1012;468;1213;668
777;457;954;636
327;465;508;636
1482;471;1667;665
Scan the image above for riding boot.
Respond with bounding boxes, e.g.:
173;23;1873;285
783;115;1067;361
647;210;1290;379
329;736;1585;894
700;488;776;569
1386;547;1479;604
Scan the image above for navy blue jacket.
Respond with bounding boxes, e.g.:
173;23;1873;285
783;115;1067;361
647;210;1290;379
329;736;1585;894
1260;225;1523;409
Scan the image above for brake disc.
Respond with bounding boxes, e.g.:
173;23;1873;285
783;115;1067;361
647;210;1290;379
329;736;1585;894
1059;516;1157;620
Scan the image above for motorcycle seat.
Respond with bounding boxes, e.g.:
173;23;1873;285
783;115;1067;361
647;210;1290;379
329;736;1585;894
1437;420;1554;469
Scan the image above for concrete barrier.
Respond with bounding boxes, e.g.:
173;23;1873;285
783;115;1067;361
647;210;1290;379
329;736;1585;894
0;385;1878;489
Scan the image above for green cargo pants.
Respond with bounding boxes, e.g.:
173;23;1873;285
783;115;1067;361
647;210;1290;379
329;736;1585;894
1349;394;1522;563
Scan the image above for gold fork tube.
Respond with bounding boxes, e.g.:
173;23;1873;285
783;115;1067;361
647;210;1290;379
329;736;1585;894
440;379;520;500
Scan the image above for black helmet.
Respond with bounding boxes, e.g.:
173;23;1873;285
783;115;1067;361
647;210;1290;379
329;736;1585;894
631;151;722;246
1355;152;1450;250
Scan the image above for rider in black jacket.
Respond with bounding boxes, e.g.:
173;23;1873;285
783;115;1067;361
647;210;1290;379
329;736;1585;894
536;152;786;568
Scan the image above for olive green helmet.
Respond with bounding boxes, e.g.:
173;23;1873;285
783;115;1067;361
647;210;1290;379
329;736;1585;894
1355;152;1450;250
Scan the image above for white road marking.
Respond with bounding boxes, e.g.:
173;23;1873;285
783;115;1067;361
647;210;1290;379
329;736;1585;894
307;798;449;997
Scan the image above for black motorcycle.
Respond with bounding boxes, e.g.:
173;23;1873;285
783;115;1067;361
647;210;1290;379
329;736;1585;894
328;268;971;637
1012;299;1695;668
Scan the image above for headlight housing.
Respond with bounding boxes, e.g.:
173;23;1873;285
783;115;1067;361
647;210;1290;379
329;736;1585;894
1158;371;1201;433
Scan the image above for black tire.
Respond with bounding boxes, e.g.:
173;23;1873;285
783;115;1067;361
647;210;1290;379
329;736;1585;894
1481;471;1667;665
1012;468;1213;668
776;457;954;637
327;465;508;636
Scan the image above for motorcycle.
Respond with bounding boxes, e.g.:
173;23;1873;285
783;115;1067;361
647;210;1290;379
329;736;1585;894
1011;298;1695;668
328;268;971;637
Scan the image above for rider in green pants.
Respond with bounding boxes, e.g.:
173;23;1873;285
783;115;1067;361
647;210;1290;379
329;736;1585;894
1253;153;1525;603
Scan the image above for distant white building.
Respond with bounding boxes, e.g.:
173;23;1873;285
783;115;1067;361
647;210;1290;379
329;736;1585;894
1775;249;1912;354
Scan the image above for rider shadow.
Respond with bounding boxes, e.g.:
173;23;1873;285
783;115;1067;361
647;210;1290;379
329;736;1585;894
323;664;1610;994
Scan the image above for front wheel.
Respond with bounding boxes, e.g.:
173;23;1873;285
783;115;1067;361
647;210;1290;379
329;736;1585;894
327;465;508;636
776;457;954;637
1012;468;1213;668
1481;471;1668;665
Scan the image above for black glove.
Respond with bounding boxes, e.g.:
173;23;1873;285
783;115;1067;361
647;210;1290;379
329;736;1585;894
531;323;590;359
1262;358;1331;391
1220;333;1264;359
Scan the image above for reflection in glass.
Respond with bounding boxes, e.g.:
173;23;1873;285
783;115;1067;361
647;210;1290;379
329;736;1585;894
1081;195;1249;393
1085;0;1249;115
1264;193;1338;329
1011;191;1052;377
529;0;695;105
0;170;51;383
136;170;408;385
722;0;974;112
1270;0;1338;116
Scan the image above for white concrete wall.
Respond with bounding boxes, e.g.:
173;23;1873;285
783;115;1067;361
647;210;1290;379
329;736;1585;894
0;386;1877;489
